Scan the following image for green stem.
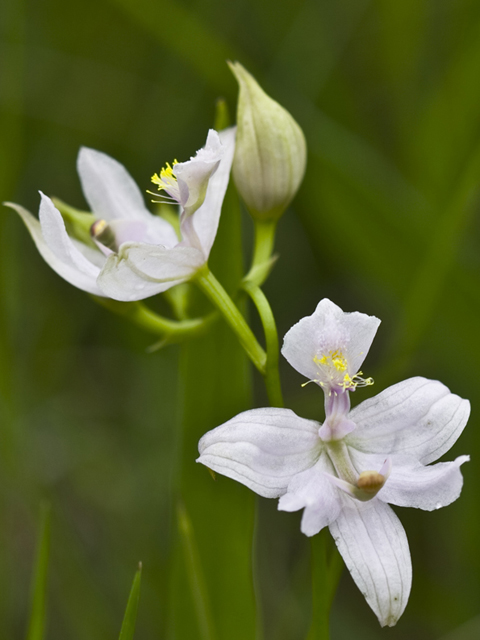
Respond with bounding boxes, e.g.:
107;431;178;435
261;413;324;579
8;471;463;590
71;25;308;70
242;280;283;407
91;296;216;342
252;220;277;267
307;530;330;640
195;268;267;374
244;220;277;286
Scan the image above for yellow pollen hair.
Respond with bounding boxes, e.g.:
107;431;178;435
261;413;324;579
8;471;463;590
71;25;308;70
151;159;178;192
314;350;348;372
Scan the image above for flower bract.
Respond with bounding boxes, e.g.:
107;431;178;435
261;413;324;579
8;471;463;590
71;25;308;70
197;298;470;626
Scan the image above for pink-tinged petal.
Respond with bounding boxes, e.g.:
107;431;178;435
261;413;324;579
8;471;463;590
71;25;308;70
97;244;203;301
348;377;470;464
197;407;322;499
377;455;469;511
180;127;236;257
281;298;380;383
5;199;104;296
278;451;341;536
329;498;411;627
78;147;178;252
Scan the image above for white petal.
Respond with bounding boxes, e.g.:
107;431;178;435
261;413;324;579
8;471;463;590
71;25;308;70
348;377;470;464
378;455;469;511
282;298;380;382
180;127;236;257
74;238;107;268
109;217;178;248
78;147;178;251
97;243;203;301
122;242;204;280
5;199;104;296
197;407;321;498
329;498;411;627
278;451;341;536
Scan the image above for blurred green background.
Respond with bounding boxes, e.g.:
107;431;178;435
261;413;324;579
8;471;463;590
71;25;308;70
1;0;480;638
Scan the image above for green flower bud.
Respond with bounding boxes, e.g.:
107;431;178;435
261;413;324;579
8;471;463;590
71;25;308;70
229;61;307;221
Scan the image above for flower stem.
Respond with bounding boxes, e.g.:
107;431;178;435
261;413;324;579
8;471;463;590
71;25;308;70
252;220;277;266
91;296;216;343
307;530;330;640
242;280;283;407
244;220;277;286
195;268;267;374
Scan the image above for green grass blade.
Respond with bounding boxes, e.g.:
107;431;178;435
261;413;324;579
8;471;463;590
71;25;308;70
26;503;51;640
118;563;142;640
177;502;216;640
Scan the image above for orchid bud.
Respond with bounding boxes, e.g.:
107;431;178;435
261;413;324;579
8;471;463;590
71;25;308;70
229;61;307;221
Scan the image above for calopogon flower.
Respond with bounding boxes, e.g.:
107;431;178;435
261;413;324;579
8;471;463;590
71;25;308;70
197;299;470;627
6;128;235;301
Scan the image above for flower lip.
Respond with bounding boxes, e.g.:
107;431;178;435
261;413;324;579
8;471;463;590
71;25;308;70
150;130;224;218
282;298;381;393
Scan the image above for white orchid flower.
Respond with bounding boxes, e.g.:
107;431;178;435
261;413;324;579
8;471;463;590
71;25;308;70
6;128;236;301
197;299;470;627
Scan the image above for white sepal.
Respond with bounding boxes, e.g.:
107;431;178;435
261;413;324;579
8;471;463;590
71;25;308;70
348;377;471;464
5;198;104;296
197;408;321;499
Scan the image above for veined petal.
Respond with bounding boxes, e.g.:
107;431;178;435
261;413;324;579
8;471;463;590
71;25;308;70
282;298;380;384
329;498;411;627
378;454;469;511
197;407;322;498
108;218;178;249
179;127;236;257
278;451;341;536
97;243;203;301
118;242;204;280
5;198;104;296
77;147;178;251
348;377;470;464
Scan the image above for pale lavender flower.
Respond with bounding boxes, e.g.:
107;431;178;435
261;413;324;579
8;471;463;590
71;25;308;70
6;128;235;301
197;299;470;626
